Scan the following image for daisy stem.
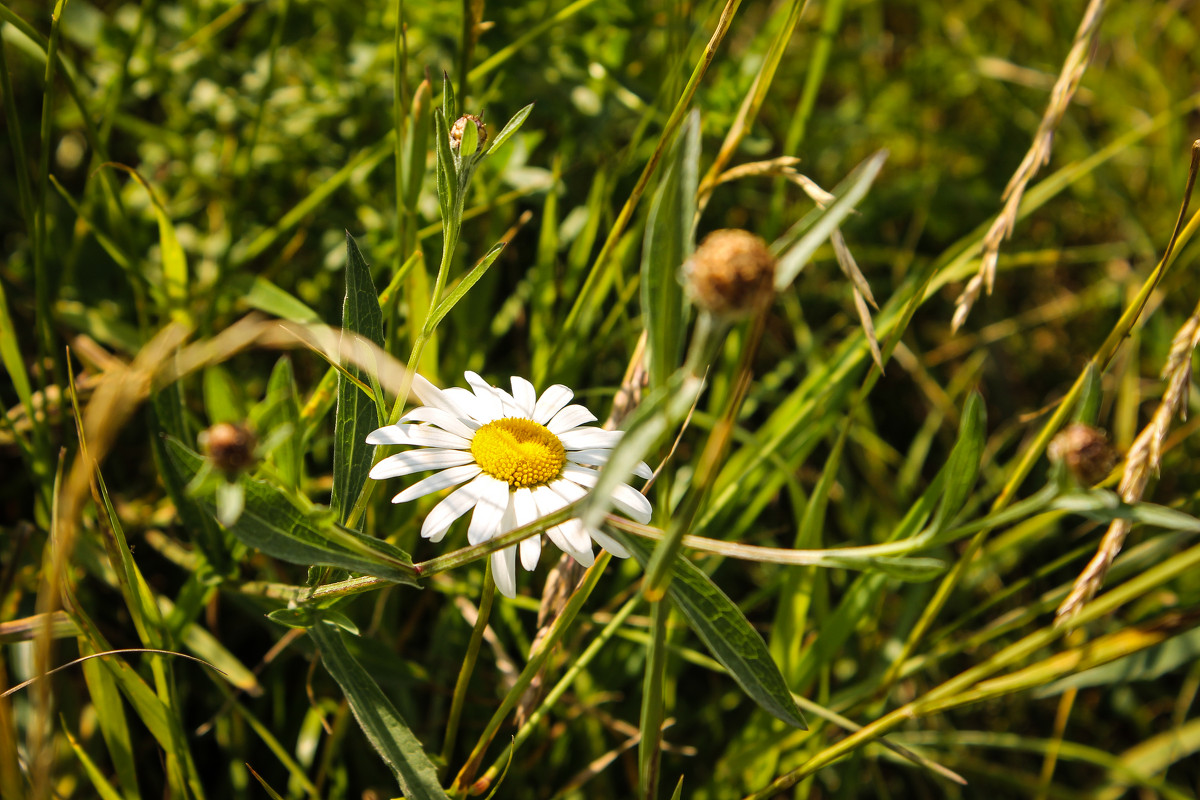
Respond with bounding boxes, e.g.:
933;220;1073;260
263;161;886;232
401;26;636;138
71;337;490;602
441;566;496;777
452;552;612;794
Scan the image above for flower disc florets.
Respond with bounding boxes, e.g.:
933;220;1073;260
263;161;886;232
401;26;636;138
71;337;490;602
471;418;566;488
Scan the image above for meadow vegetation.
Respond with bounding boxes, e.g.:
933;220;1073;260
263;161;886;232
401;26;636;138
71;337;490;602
3;0;1200;798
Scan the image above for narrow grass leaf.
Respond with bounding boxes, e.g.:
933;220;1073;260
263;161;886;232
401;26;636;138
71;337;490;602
1050;492;1200;533
309;620;450;800
166;439;418;584
80;657;141;800
618;534;807;729
641;109;699;391
1035;625;1200;697
63;726;125;800
332;233;384;527
929;390;985;533
774;150;888;289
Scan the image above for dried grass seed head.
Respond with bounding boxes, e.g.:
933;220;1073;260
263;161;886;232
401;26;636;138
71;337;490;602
684;229;777;316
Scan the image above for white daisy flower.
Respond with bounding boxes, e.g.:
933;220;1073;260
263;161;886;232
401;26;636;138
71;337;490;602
366;372;654;597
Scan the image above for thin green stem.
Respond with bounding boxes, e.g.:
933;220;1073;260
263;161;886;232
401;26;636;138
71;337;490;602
638;600;669;800
441;567;496;775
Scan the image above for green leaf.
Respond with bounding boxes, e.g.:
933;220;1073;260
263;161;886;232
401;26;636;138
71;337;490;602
617;534;807;729
485;102;534;155
1036;626;1200;698
929;390;985;533
424;241;506;332
258;357;302;490
641;109;698;392
149;386;232;574
229;274;321;323
1051;492;1200;533
202;365;245;425
309;620;451;800
774;149;888;289
441;70;456;124
166;438;419;584
403;79;432;212
332;233;384;528
434;109;456;227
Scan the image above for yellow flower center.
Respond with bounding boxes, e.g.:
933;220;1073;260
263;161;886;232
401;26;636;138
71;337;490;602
470;418;566;489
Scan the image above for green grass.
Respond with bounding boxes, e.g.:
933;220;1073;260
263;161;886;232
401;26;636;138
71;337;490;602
4;1;1200;798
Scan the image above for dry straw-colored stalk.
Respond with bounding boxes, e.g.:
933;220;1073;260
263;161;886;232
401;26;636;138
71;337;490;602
952;0;1106;333
1057;301;1200;621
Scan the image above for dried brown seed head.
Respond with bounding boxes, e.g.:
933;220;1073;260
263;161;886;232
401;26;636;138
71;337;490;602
450;114;487;155
201;422;257;475
684;229;777;316
1048;423;1119;486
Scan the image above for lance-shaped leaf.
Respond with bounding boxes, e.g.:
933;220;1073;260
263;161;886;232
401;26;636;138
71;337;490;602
166;439;418;585
332;233;384;527
617;533;807;728
309;620;450;800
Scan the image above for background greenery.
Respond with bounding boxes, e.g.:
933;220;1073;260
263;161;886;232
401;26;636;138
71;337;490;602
3;0;1200;798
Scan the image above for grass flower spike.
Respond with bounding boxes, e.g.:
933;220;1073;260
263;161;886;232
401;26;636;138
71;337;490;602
367;372;653;597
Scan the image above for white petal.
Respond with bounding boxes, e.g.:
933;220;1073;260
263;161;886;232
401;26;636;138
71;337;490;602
367;423;470;449
610;482;653;524
532;384;573;425
410;373;447;409
411;374;473;420
467;475;510;545
588;526;631;558
370;449;475;480
491;546;518;598
399;407;479;439
510;376;537;417
520;534;541;571
533;485;593;565
394;464;481;503
421;476;487;541
561;464;599;488
511;486;543;561
547;405;599;434
565;449;654;480
465;372;505;422
444;387;489;423
548;477;586;503
559;428;624;450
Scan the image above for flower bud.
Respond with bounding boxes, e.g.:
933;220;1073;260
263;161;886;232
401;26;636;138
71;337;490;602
1048;423;1118;486
200;422;257;475
450;114;487;156
683;229;776;316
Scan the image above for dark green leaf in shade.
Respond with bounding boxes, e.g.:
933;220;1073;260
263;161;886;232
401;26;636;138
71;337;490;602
166;439;418;585
309;620;451;800
617;533;807;729
332;233;384;528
